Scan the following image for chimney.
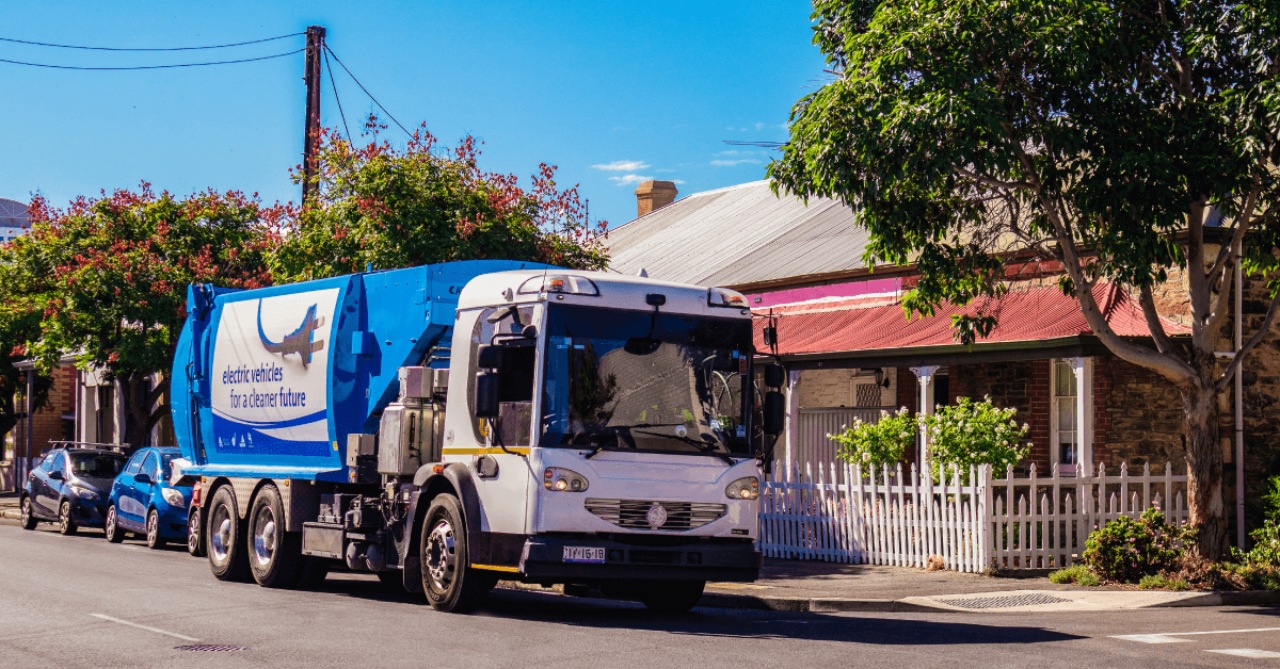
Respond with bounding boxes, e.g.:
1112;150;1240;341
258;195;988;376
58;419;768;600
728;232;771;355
634;180;678;218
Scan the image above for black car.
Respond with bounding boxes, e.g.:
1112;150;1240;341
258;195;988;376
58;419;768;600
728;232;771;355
20;448;127;535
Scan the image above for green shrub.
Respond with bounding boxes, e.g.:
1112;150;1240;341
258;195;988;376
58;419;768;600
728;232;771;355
1082;508;1189;583
924;396;1030;484
1236;476;1280;568
1048;564;1100;586
1138;574;1190;591
830;407;914;473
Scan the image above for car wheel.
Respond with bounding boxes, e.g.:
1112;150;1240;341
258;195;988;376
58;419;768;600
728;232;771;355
146;509;165;549
19;496;37;530
420;494;494;613
247;485;302;588
104;505;124;543
207;486;250;581
58;500;77;536
187;507;205;557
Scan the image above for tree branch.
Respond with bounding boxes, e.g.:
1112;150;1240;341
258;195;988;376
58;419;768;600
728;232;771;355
1218;289;1280;392
1138;284;1178;355
954;167;1032;191
1208;178;1259;282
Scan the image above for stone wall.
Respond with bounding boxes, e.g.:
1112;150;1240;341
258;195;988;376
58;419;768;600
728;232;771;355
1096;357;1185;469
798;367;896;409
1239;273;1280;526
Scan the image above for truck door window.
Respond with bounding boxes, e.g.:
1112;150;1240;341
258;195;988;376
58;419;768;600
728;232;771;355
469;306;537;447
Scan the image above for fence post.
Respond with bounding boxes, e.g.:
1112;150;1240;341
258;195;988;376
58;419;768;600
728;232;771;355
979;464;992;572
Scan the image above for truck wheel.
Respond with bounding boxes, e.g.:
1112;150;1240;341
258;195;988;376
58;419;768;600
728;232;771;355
420;494;494;613
19;496;37;530
104;505;124;543
207;486;250;581
248;485;302;588
58;500;77;536
145;509;165;549
187;507;205;557
640;580;705;614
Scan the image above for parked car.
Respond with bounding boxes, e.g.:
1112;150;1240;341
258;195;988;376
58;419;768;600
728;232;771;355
105;446;193;549
20;447;127;535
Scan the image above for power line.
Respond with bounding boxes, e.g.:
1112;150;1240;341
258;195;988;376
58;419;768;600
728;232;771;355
0;48;305;71
322;46;351;143
0;32;302;52
323;45;413;139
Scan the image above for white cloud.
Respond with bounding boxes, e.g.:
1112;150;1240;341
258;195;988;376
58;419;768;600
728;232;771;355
608;174;655;186
711;158;762;167
754;122;767;131
592;160;650;172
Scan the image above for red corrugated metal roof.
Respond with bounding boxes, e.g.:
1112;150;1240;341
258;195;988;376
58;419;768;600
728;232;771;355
753;282;1189;356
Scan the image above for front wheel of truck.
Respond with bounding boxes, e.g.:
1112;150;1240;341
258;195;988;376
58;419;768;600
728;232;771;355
207;486;250;582
248;485;302;588
420;494;495;613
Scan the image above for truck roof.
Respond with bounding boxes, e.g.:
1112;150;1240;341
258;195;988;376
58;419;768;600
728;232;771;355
458;269;752;319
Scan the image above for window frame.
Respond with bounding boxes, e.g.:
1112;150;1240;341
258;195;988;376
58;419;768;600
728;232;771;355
1049;357;1093;473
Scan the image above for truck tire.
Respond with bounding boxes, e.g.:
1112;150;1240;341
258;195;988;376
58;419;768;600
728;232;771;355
420;494;495;613
640;580;705;614
247;485;303;588
207;486;250;581
19;496;37;530
104;504;124;543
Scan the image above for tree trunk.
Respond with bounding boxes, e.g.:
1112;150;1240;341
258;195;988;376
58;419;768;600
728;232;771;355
1182;378;1227;560
0;386;16;450
119;373;154;450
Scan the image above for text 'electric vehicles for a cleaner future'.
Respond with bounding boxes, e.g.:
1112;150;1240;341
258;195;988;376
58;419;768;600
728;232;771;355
172;260;785;613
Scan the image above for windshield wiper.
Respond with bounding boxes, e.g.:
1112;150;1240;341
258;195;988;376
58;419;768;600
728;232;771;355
633;429;738;466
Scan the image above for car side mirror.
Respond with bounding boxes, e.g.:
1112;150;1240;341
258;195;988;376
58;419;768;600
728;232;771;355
763;391;786;437
135;472;152;485
474;371;501;419
48;470;64;481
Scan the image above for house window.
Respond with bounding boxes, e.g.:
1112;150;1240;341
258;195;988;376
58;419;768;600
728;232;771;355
1051;358;1092;470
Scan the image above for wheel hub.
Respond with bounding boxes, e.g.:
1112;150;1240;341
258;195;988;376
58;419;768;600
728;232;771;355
211;509;232;561
424;519;456;589
253;509;276;568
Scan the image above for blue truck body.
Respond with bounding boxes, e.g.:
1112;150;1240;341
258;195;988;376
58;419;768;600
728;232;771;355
171;260;553;483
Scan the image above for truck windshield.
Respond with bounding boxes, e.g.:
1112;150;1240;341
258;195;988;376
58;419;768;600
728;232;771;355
541;304;754;457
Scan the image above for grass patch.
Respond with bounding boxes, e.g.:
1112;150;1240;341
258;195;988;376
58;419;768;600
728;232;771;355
1138;574;1190;591
1049;565;1101;586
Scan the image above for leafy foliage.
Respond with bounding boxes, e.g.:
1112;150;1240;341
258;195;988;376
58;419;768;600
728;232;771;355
271;122;608;282
0;239;52;444
1235;476;1280;568
829;407;914;473
771;0;1280;558
20;185;280;445
1083;508;1190;583
1048;564;1101;586
924;396;1030;483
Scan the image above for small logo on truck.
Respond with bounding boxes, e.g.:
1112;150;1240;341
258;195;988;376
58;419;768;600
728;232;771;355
646;503;668;529
257;301;326;368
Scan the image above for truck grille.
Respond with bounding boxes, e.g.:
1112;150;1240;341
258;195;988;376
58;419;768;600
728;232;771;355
584;498;726;531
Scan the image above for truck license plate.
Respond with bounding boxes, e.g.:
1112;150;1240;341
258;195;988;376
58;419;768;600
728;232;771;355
563;546;606;564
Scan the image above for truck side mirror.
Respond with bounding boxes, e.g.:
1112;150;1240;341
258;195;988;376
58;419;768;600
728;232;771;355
476;344;505;373
763;363;785;389
763;390;785;436
474;371;501;419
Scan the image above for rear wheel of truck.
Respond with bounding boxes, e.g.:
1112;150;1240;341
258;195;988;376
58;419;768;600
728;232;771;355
420;494;495;613
248;485;302;588
640;580;705;614
207;486;250;581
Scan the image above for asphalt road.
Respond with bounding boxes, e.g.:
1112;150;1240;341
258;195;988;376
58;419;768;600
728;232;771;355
1;519;1278;669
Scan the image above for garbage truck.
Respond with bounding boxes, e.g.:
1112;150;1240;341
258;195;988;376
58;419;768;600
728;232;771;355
172;260;783;612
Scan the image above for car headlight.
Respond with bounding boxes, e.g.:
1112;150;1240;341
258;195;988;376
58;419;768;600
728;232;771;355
71;485;100;501
725;477;759;500
543;467;589;493
162;488;187;508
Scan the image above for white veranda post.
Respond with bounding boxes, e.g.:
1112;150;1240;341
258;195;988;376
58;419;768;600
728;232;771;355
911;366;939;471
1071;357;1093;472
783;370;801;472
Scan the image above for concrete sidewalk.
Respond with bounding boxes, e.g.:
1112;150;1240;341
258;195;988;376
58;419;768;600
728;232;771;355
2;494;1273;612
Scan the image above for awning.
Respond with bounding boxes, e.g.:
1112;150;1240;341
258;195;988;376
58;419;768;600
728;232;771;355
753;282;1188;362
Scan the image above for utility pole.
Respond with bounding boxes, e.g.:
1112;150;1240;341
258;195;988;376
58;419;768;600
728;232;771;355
302;25;325;208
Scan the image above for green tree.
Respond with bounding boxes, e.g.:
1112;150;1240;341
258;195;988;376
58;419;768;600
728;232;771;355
771;1;1280;558
20;186;280;448
0;239;52;449
271;123;609;281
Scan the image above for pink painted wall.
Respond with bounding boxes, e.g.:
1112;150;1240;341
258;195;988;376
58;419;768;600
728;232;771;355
748;277;902;308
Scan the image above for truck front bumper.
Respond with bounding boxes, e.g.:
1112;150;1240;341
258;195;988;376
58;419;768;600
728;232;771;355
519;535;760;583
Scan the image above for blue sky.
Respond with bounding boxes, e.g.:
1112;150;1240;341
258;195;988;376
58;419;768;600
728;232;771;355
0;2;824;228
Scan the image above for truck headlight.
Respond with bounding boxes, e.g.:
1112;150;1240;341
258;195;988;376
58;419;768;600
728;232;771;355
543;467;589;493
725;477;759;500
162;488;187;508
71;485;99;501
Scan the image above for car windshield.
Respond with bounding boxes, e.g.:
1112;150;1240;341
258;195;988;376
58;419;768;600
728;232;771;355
161;453;178;479
541;304;754;456
71;453;125;478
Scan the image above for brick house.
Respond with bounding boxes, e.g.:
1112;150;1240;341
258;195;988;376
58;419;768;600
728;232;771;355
5;359;78;489
606;179;1280;533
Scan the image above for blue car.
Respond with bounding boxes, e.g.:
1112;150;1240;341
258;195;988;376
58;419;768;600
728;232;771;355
20;447;126;535
105;446;193;549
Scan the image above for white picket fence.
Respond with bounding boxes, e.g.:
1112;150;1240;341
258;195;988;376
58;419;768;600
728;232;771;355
758;460;1188;573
